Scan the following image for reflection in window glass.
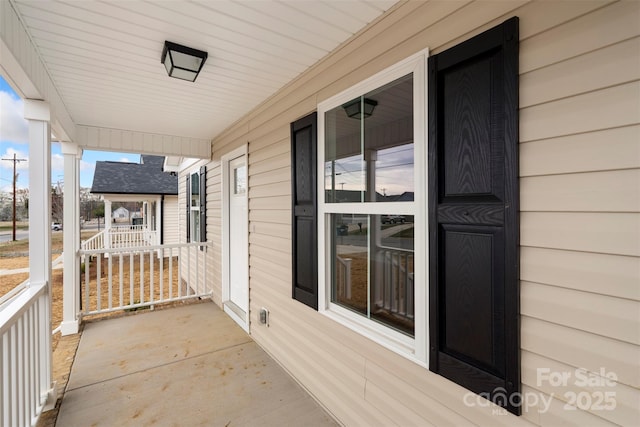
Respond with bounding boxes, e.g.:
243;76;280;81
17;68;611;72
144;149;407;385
325;73;413;203
191;172;199;207
234;166;246;194
331;214;414;336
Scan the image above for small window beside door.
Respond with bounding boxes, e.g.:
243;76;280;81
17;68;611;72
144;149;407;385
186;166;206;243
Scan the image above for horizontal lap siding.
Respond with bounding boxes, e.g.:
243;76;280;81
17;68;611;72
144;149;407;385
204;1;640;426
517;3;640;427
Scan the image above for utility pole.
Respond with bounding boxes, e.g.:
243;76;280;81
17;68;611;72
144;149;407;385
2;153;28;241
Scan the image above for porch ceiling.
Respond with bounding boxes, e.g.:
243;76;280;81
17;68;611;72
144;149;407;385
10;0;399;141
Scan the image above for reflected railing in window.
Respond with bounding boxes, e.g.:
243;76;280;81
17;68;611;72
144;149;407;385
331;214;414;336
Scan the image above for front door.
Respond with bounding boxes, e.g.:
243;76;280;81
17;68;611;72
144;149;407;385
223;148;249;331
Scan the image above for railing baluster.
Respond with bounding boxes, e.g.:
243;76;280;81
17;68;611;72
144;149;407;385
96;255;102;312
178;247;183;298
17;317;24;426
129;253;134;306
160;254;164;301
108;254;113;310
195;245;199;295
139;251;144;304
119;253;124;308
150;251;154;305
169;249;173;300
85;256;90;314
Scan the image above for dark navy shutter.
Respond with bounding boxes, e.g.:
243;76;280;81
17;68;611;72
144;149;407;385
291;113;318;310
186;174;190;242
199;165;206;244
428;17;520;415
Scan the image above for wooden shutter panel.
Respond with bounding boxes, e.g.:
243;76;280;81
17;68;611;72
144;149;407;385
199;165;206;244
291;112;318;310
428;17;520;415
186;174;190;242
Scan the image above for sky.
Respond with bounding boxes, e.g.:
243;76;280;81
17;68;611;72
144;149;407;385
0;75;139;192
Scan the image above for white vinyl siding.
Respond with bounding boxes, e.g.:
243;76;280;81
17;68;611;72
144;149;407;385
162;195;179;245
195;1;640;426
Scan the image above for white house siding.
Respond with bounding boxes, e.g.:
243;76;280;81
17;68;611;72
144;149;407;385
162;195;179;245
190;1;640;425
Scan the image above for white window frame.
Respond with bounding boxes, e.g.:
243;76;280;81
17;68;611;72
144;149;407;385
317;49;429;365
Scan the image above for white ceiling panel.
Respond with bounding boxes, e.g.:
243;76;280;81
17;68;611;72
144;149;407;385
11;0;399;140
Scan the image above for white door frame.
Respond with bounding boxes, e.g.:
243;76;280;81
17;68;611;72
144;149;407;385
222;145;249;332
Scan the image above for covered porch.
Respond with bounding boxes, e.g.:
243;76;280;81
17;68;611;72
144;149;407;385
46;301;336;427
0;0;398;422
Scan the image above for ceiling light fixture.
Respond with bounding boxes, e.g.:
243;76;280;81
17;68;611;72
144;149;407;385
161;41;208;82
342;98;378;119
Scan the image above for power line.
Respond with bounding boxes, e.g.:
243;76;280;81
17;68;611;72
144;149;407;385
1;153;27;241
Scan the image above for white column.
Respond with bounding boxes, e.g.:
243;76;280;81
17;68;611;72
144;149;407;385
24;99;56;405
104;199;112;230
25;100;52;285
60;142;82;335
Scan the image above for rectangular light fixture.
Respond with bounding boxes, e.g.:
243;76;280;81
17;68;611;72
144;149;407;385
342;98;377;119
161;41;208;82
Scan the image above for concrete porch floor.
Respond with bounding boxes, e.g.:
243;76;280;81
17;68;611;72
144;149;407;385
55;302;338;426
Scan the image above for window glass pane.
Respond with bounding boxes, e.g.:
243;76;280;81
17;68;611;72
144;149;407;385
325;74;413;203
331;214;414;336
234;166;246;194
332;213;368;316
191;172;199;207
191;211;200;242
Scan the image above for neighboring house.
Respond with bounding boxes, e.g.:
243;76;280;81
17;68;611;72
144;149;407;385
91;155;179;246
111;206;129;220
179;3;639;427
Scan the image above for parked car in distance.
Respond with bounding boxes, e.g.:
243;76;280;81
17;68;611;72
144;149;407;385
381;215;405;224
51;222;63;231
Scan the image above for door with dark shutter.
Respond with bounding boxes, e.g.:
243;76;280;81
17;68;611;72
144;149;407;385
291;113;318;310
428;17;520;414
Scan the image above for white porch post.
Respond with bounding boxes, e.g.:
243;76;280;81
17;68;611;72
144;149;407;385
60;142;82;335
155;196;161;245
24;99;56;403
25;100;52;286
104;199;112;249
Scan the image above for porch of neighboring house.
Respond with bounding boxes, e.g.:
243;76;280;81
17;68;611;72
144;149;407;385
41;302;337;427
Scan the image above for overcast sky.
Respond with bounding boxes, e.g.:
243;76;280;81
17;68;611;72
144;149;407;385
0;76;137;192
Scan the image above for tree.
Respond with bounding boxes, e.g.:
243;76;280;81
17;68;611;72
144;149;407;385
51;185;64;223
93;204;104;218
0;204;12;221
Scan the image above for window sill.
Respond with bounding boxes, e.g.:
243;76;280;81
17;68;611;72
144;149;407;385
321;303;426;368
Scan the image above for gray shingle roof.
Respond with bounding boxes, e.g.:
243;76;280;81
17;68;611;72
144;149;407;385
91;155;178;195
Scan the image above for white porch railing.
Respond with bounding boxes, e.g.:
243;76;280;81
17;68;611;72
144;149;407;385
81;229;105;251
376;247;414;321
108;225;155;249
0;281;53;427
79;242;211;316
81;225;156;252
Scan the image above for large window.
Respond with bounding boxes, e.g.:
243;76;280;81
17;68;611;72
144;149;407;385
318;51;427;359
